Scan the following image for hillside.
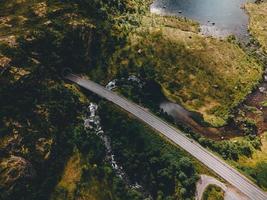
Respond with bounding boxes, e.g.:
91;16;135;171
109;14;262;127
0;0;201;199
0;0;266;199
246;0;267;52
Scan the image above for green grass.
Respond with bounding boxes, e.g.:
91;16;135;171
236;132;267;168
109;14;263;127
246;2;267;52
202;185;224;200
51;151;82;200
229;132;267;190
261;100;267;107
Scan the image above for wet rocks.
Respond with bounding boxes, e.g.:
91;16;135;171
106;75;144;91
106;80;117;90
83;102;146;194
259;86;266;93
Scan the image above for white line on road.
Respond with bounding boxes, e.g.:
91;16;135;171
66;74;267;200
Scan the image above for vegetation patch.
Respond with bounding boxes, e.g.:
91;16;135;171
0;0;145;199
202;185;224;200
109;14;262;127
99;102;200;199
234;132;267;190
261;100;267;107
51;152;82;200
246;2;267;52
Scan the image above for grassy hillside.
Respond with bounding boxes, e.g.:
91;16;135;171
109;14;262;126
246;1;267;52
0;0;147;199
0;0;265;199
0;1;201;199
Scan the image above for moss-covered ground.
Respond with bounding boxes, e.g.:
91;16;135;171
246;1;267;52
202;185;224;200
230;132;267;190
109;14;263;127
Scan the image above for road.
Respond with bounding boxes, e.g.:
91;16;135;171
196;175;247;200
66;74;267;200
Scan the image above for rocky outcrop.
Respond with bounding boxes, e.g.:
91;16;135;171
0;156;36;194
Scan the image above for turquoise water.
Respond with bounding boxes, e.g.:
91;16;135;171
151;0;254;38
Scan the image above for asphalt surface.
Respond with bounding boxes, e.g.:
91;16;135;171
196;175;247;200
66;74;267;200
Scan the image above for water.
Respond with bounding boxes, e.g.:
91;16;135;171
151;0;254;38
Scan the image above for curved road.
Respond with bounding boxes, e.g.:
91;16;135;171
66;74;267;200
196;175;248;200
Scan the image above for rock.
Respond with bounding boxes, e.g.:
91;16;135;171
2;134;23;154
44;20;52;25
0;35;17;47
35;138;53;160
33;2;47;17
0;55;11;73
259;87;265;93
0;156;36;193
106;80;117;90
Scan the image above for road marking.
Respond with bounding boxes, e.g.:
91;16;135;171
66;74;267;200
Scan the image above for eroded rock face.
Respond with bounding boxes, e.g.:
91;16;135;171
0;156;36;193
33;2;47;17
1;134;23;155
0;55;11;72
35;138;53;160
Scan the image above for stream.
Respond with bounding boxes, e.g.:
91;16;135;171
83;102;151;198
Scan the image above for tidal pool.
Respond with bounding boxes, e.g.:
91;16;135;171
151;0;254;38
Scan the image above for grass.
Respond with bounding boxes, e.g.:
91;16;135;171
109;14;263;127
229;132;267;190
246;2;267;52
50;150;116;200
202;185;224;200
261;100;267;107
74;178;114;200
51;151;82;200
237;132;267;168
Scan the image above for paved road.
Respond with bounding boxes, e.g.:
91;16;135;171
196;175;247;200
196;175;227;200
66;74;267;200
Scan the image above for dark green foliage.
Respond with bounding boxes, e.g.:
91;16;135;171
202;185;224;200
192;133;259;161
99;102;199;199
66;126;144;200
0;75;83;200
117;78;165;111
242;162;267;189
0;0;157;199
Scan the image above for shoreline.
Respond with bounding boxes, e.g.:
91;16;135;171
150;0;252;39
148;0;266;137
